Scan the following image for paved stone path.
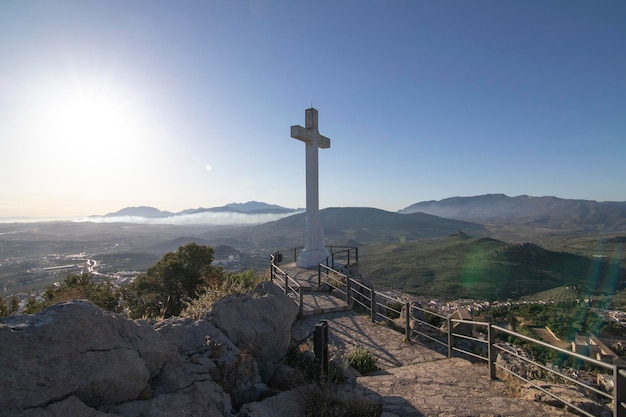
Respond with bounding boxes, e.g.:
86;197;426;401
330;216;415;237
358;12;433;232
285;264;579;417
292;311;578;417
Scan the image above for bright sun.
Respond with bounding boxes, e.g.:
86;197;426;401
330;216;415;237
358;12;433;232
40;80;144;164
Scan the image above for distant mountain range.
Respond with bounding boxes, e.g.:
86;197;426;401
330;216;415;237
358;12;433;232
400;194;626;232
91;195;626;233
101;201;300;218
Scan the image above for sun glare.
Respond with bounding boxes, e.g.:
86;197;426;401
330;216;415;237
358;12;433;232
42;80;143;162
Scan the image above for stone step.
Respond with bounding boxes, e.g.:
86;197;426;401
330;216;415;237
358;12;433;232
300;293;351;317
274;262;319;291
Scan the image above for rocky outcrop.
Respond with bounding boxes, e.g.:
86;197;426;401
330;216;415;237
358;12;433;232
207;281;299;380
0;301;169;412
0;281;300;417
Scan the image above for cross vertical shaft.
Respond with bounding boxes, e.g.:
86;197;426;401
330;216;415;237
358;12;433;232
291;108;331;268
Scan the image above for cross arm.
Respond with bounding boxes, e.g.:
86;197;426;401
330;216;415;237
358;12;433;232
291;125;331;149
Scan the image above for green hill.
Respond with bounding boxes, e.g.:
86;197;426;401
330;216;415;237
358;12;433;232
201;207;485;250
358;236;626;301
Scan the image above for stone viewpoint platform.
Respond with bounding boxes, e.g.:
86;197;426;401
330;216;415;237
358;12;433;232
285;264;578;417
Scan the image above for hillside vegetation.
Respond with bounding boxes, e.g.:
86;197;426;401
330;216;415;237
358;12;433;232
358;234;626;301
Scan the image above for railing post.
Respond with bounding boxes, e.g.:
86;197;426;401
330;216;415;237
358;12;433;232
355;247;358;263
488;319;496;380
297;287;303;319
404;302;411;342
317;264;321;288
284;274;289;295
615;362;626;417
447;315;453;358
331;252;335;268
370;286;376;323
270;257;274;282
315;320;329;382
345;276;351;304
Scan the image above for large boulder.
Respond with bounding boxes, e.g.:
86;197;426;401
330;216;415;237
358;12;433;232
4;396;123;417
154;316;240;370
239;388;305;417
0;301;170;413
154;316;260;409
102;380;232;417
0;283;299;416
206;281;299;381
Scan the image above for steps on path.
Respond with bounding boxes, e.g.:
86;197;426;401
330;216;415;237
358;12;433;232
300;293;351;317
274;263;351;317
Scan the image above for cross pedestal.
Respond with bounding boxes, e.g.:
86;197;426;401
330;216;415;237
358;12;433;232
291;108;331;268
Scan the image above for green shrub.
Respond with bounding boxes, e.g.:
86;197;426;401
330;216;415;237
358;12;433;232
0;295;18;317
23;273;119;315
346;346;378;374
386;301;403;319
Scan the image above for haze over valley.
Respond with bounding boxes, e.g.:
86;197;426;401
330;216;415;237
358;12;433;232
2;195;625;310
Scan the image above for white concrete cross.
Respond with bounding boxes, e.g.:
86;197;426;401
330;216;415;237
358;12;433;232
291;108;331;268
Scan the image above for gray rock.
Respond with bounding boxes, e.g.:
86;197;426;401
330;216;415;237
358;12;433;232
239;388;305;417
207;282;299;381
0;395;122;417
0;301;170;411
154;315;261;409
154;316;240;377
268;364;306;390
103;380;233;417
0;284;301;417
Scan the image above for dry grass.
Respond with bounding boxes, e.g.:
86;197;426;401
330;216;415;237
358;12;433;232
300;383;382;417
182;271;265;319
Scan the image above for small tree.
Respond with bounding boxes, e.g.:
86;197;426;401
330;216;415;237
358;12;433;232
123;243;221;318
22;273;118;314
0;295;19;317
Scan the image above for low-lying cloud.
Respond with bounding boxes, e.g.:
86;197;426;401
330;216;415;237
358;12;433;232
74;210;301;226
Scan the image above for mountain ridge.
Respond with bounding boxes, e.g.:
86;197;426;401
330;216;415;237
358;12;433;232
102;201;299;218
400;194;626;232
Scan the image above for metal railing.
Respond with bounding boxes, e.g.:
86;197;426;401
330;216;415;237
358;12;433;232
274;246;626;416
269;254;303;318
321;246;359;268
315;260;624;417
271;246;358;268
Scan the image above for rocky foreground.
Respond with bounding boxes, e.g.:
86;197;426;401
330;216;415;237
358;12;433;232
0;280;598;417
0;282;299;417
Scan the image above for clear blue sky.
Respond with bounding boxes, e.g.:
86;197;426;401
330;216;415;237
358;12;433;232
1;1;624;218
